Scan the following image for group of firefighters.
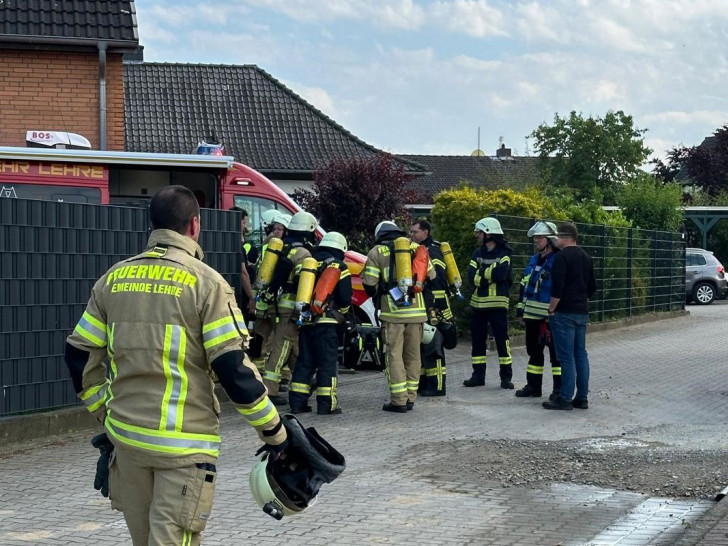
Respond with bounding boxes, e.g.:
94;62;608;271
63;184;564;544
241;209;563;415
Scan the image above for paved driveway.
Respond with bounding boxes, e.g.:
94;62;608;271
1;304;727;545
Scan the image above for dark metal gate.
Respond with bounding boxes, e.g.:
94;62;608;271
0;199;241;416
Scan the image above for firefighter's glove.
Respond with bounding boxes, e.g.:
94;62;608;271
256;438;289;460
90;433;114;498
538;322;552;346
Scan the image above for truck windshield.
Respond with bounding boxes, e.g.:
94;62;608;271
234;195;289;247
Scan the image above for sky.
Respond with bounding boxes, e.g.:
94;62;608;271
134;0;728;163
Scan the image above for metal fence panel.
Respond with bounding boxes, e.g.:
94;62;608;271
1;199;241;416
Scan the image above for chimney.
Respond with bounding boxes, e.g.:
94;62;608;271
496;143;511;158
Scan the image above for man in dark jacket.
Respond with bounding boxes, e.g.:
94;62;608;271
543;222;597;411
465;217;514;389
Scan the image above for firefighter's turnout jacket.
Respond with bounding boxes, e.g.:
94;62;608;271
517;251;557;320
467;243;512;310
66;229;286;458
362;240;436;323
308;248;352;325
272;236;313;319
422;235;453;321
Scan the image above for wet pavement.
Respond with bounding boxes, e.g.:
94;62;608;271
0;302;727;545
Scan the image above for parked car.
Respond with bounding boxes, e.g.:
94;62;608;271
685;248;727;305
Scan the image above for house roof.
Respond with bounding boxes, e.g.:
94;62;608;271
0;1;138;47
400;154;544;201
123;62;426;176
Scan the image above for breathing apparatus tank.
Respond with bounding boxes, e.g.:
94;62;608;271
295;257;319;323
255;237;284;292
440;241;463;299
311;265;341;316
393;237;413;305
411;245;429;294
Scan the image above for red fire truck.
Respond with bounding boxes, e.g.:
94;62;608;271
0;144;381;369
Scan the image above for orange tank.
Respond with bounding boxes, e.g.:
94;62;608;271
311;266;342;315
411;244;429;293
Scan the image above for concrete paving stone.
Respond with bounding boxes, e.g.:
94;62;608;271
1;306;728;544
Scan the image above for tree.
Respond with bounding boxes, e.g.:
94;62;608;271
617;172;684;232
654;124;728;197
530;110;651;204
291;153;414;252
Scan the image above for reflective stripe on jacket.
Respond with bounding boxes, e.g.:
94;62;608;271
67;229;283;457
467;243;512;310
362;242;435;324
517;251;557;320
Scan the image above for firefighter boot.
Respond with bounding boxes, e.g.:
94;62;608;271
500;364;514;389
288;391;312;414
420;369;446;396
515;372;542;397
515;383;542;397
463;365;485;387
317;397;342;415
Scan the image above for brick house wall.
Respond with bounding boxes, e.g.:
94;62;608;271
0;49;124;150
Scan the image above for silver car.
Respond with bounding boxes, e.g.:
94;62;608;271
686;248;727;305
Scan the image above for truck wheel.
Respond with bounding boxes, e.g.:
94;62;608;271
692;282;716;305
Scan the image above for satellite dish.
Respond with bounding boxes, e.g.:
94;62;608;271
471;149;485;157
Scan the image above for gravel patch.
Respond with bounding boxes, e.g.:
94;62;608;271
412;437;728;500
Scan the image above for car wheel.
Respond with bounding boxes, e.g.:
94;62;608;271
692;282;716;305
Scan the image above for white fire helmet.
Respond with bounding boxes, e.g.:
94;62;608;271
319;231;348;252
272;212;291;228
288;211;318;233
422;323;437;345
474;217;503;235
261;209;278;229
527;220;558;238
374;220;403;242
249;451;310;520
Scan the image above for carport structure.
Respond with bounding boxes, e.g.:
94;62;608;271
685;206;728;249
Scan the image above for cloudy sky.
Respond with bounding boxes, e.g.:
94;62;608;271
135;0;728;163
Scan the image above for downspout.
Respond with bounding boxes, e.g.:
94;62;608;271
98;41;107;150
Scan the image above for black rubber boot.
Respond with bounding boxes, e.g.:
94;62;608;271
499;364;513;389
406;401;414;411
279;378;290;392
382;402;408;413
316;396;342;415
420;374;446;396
287;392;311;413
463;365;485;387
515;383;542;397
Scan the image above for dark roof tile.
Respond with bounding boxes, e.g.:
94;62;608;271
123;62;425;174
400;154;544;202
0;0;137;43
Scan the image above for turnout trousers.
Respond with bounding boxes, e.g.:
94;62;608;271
289;324;340;413
263;316;298;395
251;316;274;370
109;445;217;546
470;308;512;383
383;322;423;407
524;318;561;394
418;349;446;396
